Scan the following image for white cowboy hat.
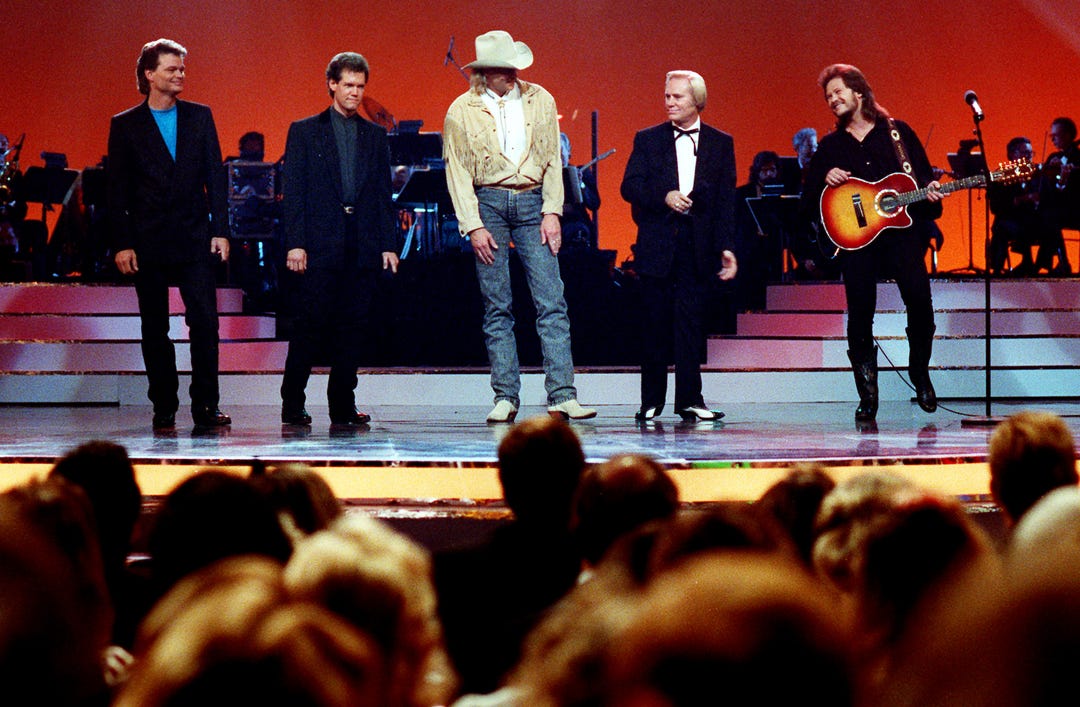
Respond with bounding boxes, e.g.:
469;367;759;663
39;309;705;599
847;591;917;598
464;30;533;71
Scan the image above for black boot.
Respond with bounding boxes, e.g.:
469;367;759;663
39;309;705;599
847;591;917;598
847;347;878;422
907;325;937;413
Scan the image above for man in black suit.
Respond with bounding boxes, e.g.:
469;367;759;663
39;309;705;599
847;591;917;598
108;38;231;430
621;70;738;423
280;52;398;427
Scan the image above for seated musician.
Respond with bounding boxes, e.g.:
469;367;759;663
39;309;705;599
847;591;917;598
1036;117;1079;274
988;137;1057;275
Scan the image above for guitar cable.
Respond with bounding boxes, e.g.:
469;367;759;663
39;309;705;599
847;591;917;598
873;336;975;418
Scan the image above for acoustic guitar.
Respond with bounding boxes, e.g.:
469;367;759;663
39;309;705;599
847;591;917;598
819;159;1036;251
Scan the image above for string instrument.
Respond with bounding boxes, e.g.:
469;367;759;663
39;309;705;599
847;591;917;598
819;158;1036;251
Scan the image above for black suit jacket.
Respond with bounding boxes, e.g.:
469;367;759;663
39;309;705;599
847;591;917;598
107;99;228;264
621;122;736;278
282;108;396;269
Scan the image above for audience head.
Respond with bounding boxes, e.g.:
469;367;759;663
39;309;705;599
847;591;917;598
249;463;342;542
573;453;678;567
758;464;836;566
881;536;1080;707
50;440;141;577
0;490;111;705
812;471;919;593
647;504;796;579
497;415;586;529
118;556;387;707
988;410;1077;525
1007;485;1080;565
284;514;456;707
604;553;855;706
148;470;292;596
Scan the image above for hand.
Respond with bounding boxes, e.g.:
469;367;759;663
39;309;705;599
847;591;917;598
717;249;737;281
665;190;693;214
382;251;399;274
925;180;945;203
115;248;138;275
211;237;230;262
540;213;562;255
286;247;307;273
470;228;498;265
824;168;851;187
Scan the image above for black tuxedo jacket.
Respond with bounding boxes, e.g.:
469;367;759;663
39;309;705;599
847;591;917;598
621;121;736;278
282;108;396;270
107;99;228;264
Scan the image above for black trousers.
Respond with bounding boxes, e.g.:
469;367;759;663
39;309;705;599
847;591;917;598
640;221;708;411
841;227;934;356
280;252;376;414
134;257;220;414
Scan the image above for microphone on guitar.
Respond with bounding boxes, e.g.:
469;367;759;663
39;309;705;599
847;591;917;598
964;90;984;121
444;36;455;66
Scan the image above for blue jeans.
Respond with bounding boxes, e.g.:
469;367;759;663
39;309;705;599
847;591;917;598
474;187;576;407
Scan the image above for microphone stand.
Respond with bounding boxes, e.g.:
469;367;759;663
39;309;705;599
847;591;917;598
443;36;469;82
961;107;1004;427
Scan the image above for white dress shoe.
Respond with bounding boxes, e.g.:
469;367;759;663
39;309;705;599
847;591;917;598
547;399;597;420
486;400;518;423
676;406;725;421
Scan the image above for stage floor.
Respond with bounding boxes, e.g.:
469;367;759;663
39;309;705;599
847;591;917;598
3;400;1078;503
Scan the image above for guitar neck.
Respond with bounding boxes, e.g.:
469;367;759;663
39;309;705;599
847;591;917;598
894;174;986;207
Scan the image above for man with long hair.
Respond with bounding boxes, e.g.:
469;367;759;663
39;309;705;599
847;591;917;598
802;64;945;422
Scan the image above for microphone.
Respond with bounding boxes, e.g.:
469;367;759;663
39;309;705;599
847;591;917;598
964;90;984;120
444;36;454;66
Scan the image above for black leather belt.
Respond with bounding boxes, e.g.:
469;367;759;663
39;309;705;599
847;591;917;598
343;205;356;214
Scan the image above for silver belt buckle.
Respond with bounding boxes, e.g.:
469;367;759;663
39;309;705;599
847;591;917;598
343;205;356;214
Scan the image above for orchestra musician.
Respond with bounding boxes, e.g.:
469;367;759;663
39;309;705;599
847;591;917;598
1036;117;1079;274
988;137;1061;275
802;64;945;423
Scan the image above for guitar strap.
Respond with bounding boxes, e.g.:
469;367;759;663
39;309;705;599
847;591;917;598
886;118;914;175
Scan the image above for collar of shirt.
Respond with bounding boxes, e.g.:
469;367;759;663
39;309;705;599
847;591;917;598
481;84;527;166
673;118;701;195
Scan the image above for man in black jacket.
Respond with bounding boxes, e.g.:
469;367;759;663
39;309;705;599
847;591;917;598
108;38;230;430
280;52;398;427
802;63;945;422
621;70;738;423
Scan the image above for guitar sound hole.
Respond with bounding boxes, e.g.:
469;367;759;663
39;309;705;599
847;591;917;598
878;194;898;215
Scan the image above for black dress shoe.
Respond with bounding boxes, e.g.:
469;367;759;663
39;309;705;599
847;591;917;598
192;407;232;427
330;408;371;426
152;412;176;430
282;408;312;425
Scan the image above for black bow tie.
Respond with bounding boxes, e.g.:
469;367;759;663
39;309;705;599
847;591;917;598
673;126;699;155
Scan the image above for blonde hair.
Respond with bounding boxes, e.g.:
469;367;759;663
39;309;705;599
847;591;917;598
665;70;707;111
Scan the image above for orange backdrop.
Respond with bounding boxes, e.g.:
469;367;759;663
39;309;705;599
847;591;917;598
2;1;1077;271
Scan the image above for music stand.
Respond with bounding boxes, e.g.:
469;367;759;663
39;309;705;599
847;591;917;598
745;194;801;281
388;133;442;167
394;168;455;258
945;145;989;275
21;165;79;221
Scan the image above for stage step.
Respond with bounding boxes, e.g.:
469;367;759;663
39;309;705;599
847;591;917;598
766;278;1080;311
0;314;277;341
0;283;245;314
1;279;1078;405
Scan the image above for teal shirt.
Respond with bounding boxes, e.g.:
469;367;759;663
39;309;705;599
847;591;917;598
150;105;178;160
